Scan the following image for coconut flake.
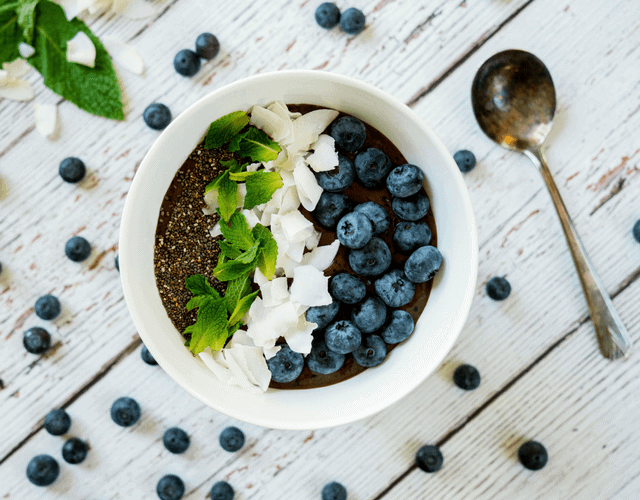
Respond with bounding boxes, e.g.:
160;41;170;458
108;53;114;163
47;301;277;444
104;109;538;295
279;210;314;242
284;238;306;263
276;254;299;278
284;317;316;355
33;103;57;138
18;43;35;59
305;228;322;250
301;240;340;271
293;160;323;211
250;105;290;143
209;222;222;239
288;109;339;153
111;0;156;18
0;70;34;101
279;186;301;214
57;0;85;20
307;134;339;172
3;59;30;79
253;268;269;287
260;277;289;308
81;0;111;15
199;349;234;384
103;36;144;75
246;162;261;172
263;345;282;360
242;209;260;228
66;31;96;68
289;265;332;306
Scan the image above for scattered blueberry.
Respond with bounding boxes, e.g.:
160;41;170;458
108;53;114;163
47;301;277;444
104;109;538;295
453;150;476;173
340;7;366;35
306;301;340;330
163;427;190;454
65;236;91;262
354;147;393;188
353;334;387;367
219;426;245;452
58;157;86;183
267;346;304;383
115;254;119;272
380;310;414;344
110;397;141;427
374;269;416;308
330;273;366;304
143;103;172;130
453;364;481;390
62;437;88;464
141;345;157;365
329;116;367;152
486;276;511;301
404;246;442;283
392;191;430;221
315;154;355;192
23;327;51;354
315;2;340;29
354;202;390;235
348;237;392;277
312;192;351;229
393;221;431;253
351;296;387;333
322;481;347;500
195;33;220;60
307;338;345;375
157;474;185;500
518;441;548;471
325;320;362;354
35;294;61;320
173;49;201;77
415;445;443;473
26;455;59;487
210;481;234;500
336;212;373;249
386;164;424;198
633;220;640;243
44;409;71;436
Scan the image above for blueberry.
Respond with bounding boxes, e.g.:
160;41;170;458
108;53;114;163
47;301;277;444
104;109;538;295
454;150;476;173
404;246;442;283
354;148;393;188
354;202;390;235
306;301;340;330
348;237;392;277
518;441;548;471
386;164;424;198
267;346;304;383
315;154;355;192
157;474;185;500
633;220;640;243
393;221;431;253
353;334;387;367
453;364;481;390
59;157;85;183
210;481;234;500
163;427;190;454
173;49;201;77
65;236;91;262
115;254;120;272
374;269;416;307
312;192;351;229
336;212;373;249
330;273;366;304
26;455;59;486
307;338;345;375
315;2;340;29
340;7;366;35
23;327;51;354
219;426;245;452
195;32;220;60
329;116;366;152
144;103;172;130
141;345;157;365
110;397;141;427
62;437;88;464
325;320;362;354
380;310;414;344
486;276;511;301
392;191;430;221
322;481;347;500
44;409;71;436
415;445;443;473
351;296;386;333
35;294;61;320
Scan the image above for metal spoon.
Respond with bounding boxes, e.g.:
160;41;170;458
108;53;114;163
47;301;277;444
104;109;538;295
471;49;631;360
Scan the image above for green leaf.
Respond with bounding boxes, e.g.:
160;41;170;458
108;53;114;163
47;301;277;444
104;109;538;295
252;224;278;279
204;111;249;149
229;290;259;325
234;127;282;162
203;161;245;194
185;274;219;298
224;272;252;314
185;297;229;354
220;159;245;173
204;172;226;195
213;258;258;281
227;321;242;337
16;0;38;42
235;239;261;264
29;0;124;120
243;171;283;210
219;211;255;250
218;240;242;260
227;130;246;152
0;11;20;65
217;175;238;223
186;295;213;311
228;171;256;182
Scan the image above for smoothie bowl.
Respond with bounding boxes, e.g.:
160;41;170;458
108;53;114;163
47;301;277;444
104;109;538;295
119;70;477;430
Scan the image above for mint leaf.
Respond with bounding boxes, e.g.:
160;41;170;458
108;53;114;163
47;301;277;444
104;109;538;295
213;258;258;281
204;171;227;195
227;130;246;152
217;175;238;222
0;11;20;65
235;239;261;264
228;171;255;182
227;321;242;337
220;159;245;172
185;274;219;297
233;127;281;162
205;111;249;149
186;294;213;311
185;297;228;354
16;0;37;42
218;240;242;260
224;272;252;314
252;224;278;279
244;171;283;210
229;290;259;325
204;161;245;194
29;1;124;120
219;211;255;250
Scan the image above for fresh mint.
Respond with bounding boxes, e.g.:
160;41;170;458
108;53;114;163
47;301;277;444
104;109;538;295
213;258;258;281
244;171;283;210
228;290;259;325
204;111;249;149
228;171;255;182
252;223;278;278
228;126;281;163
219;211;256;250
224;273;252;315
184;297;229;354
234;239;261;264
204;160;245;195
218;241;242;260
16;0;37;42
185;274;219;298
217;175;238;223
0;11;20;64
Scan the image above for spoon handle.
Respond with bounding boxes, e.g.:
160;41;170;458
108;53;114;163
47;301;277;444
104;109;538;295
525;147;632;360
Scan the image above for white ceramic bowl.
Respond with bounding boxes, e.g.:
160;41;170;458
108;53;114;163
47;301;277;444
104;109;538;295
120;70;477;430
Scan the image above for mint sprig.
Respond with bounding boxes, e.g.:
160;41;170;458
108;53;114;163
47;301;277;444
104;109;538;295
205;111;249;149
16;0;37;42
244;171;283;210
229;127;281;163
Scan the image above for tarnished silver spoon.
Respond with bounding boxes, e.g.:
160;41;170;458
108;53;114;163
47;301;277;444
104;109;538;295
471;49;631;360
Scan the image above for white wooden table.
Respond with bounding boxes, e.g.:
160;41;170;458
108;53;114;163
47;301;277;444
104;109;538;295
2;0;640;498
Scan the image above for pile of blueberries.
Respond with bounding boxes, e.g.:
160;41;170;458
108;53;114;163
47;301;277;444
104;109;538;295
315;3;366;36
